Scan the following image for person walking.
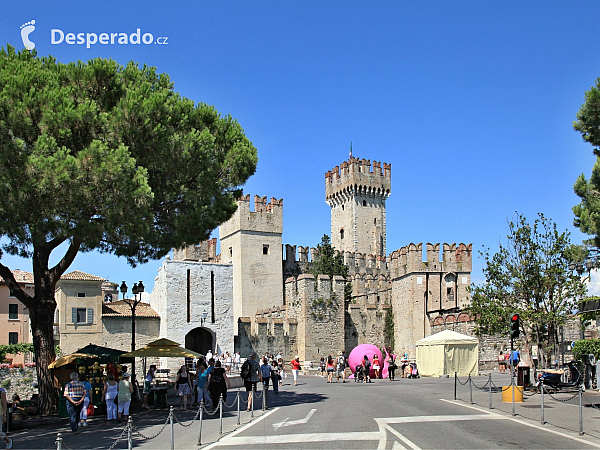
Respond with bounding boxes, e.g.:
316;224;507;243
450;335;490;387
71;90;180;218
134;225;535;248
372;354;381;379
225;352;233;373
79;374;92;427
278;358;285;386
388;352;397;381
142;365;156;408
0;387;13;448
498;351;507;374
260;357;272;391
289;356;301;386
102;373;118;421
176;365;192;410
362;355;371;383
336;351;347;383
270;360;280;393
400;353;409;378
64;372;88;432
234;351;241;372
117;373;133;423
196;361;212;407
326;355;335;383
243;352;261;411
208;361;231;406
319;357;325;377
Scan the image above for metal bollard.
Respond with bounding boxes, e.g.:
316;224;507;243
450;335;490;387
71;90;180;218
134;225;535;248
263;382;267;410
169;406;174;450
219;394;223;434
127;416;133;450
236;390;241;425
56;432;63;450
511;376;516;416
579;384;584;436
197;400;204;446
251;387;255;417
488;373;492;409
469;375;473;404
540;381;545;425
454;372;457;400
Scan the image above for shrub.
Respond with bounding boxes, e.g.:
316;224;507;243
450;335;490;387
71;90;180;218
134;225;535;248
0;379;10;389
573;339;600;362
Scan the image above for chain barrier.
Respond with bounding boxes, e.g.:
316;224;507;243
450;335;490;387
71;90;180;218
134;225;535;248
106;424;130;450
489;377;515;392
513;384;537;397
470;377;490;390
131;413;171;440
582;392;600;411
456;375;470;386
547;390;580;402
202;402;222;417
172;407;202;427
222;391;241;409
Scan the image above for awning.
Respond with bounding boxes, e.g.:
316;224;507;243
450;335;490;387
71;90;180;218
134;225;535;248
48;353;95;368
119;338;202;358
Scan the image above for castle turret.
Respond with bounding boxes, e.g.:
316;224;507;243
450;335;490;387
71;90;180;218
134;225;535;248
325;156;391;257
219;195;284;331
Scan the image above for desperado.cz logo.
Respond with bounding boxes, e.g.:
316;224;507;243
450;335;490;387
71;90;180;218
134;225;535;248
52;28;168;48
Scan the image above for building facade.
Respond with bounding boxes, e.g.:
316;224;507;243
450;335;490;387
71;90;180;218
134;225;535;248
0;270;33;365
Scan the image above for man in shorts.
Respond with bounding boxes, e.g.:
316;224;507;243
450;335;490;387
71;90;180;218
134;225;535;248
336;351;347;383
243;352;261;411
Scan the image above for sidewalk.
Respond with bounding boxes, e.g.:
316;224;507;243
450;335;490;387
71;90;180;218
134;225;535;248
453;371;600;438
8;379;271;449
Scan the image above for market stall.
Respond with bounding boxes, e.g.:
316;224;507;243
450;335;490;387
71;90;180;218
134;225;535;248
415;329;479;377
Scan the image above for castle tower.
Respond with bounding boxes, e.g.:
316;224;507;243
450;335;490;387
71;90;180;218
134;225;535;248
219;195;284;331
325;157;391;256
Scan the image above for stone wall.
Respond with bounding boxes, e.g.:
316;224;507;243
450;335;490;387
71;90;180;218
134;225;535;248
0;366;37;403
345;303;392;351
101;317;160;352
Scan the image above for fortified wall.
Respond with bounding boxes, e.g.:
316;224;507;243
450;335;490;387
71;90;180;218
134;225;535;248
391;242;473;357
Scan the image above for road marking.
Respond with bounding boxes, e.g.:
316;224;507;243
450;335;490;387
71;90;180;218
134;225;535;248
204;408;279;450
272;408;316;430
212;431;381;446
440;399;600;448
378;423;421;450
374;414;507;424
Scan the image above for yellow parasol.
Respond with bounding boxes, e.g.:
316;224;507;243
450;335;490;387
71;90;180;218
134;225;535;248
48;353;95;368
119;338;202;358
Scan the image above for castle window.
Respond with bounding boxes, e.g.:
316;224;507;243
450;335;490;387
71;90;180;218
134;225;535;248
362;200;367;207
447;287;454;302
229;247;232;258
263;245;269;255
374;218;376;225
77;292;86;298
340;229;344;240
341;205;345;211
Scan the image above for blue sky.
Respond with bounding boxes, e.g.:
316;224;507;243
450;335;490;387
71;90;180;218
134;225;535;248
1;1;599;294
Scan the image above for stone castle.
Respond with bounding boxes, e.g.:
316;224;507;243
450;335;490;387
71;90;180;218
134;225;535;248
149;154;474;367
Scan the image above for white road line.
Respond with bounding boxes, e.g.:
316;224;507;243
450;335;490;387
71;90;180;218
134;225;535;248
273;408;316;430
211;431;381;446
204;408;279;450
380;423;421;450
440;399;600;448
374;414;508;424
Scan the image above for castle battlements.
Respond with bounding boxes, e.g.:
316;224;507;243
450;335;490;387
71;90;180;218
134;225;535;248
325;157;391;202
219;194;283;238
390;242;473;277
173;238;217;262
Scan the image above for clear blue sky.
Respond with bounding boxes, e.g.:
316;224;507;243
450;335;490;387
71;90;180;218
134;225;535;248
1;1;599;294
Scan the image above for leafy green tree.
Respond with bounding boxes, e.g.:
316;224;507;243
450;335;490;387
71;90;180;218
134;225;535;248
0;343;34;362
0;46;257;413
573;77;600;246
310;234;349;281
467;213;587;368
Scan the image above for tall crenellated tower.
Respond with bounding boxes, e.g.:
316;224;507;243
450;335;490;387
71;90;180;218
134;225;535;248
325;157;391;257
219;195;284;331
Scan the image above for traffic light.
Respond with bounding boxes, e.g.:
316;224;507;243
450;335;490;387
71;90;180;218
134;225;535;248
510;314;520;339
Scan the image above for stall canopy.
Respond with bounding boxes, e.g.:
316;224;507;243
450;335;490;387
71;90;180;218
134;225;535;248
48;353;95;369
48;344;127;368
119;338;202;358
416;329;479;377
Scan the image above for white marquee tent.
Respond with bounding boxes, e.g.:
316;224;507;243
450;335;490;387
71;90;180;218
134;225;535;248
415;329;479;377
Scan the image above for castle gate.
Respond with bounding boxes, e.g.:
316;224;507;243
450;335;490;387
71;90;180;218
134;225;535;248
185;327;214;356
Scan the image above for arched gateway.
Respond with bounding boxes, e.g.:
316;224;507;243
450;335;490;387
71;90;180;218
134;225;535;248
185;327;214;356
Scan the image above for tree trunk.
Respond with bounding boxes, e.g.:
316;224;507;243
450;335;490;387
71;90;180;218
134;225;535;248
29;299;57;415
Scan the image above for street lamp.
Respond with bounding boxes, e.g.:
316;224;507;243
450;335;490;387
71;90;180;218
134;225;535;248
120;280;145;383
568;260;595;282
200;309;208;327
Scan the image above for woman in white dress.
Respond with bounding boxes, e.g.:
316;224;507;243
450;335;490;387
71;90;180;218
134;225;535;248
102;373;118;420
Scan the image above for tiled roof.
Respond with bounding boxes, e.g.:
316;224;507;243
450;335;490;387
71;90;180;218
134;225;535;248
102;300;159;318
61;270;106;282
0;270;34;284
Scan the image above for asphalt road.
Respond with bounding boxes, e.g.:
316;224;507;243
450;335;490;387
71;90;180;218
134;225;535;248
8;372;600;449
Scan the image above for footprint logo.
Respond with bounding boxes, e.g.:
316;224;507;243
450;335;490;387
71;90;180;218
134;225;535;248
20;20;36;50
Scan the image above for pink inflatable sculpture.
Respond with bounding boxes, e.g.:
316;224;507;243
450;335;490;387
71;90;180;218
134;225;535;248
348;344;390;379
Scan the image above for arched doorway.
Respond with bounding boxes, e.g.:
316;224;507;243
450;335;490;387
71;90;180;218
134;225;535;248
185;327;213;356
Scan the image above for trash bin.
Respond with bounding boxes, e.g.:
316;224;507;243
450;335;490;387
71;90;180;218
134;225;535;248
517;365;530;386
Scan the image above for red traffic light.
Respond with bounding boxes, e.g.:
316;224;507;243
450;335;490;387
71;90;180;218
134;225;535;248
511;314;519;322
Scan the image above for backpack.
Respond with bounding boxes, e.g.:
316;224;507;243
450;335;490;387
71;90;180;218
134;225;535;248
240;360;250;379
337;355;345;367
